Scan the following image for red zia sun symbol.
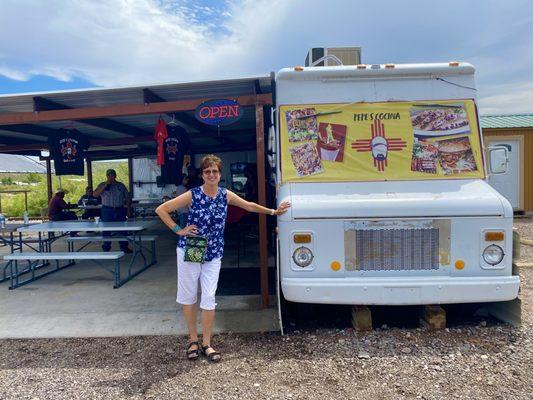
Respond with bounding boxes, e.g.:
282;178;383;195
351;119;407;172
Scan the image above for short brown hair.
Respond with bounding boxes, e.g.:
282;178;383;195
200;154;223;173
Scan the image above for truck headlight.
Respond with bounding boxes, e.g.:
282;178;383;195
482;244;504;265
292;246;314;267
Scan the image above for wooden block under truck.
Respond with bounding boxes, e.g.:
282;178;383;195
272;62;519;312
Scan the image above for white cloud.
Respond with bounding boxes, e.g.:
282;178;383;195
0;0;291;86
479;82;533;114
0;0;531;113
0;64;29;81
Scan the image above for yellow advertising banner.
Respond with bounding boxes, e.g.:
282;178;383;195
280;99;485;183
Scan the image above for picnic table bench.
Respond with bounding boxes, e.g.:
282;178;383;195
0;223;57;283
5;251;125;288
3;221;157;289
66;234;157;264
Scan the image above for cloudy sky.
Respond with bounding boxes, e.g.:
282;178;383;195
0;0;531;114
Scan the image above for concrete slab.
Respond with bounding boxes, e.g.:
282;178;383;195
0;220;279;338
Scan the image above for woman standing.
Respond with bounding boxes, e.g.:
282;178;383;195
156;155;290;362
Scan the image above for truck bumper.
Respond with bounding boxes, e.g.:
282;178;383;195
281;276;520;305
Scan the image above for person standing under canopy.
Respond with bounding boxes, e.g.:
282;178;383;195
94;169;132;253
156;154;291;363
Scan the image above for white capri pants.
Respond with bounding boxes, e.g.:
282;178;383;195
176;247;222;310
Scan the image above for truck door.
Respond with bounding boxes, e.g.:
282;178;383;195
487;140;521;210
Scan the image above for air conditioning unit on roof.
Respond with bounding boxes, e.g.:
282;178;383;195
305;46;362;67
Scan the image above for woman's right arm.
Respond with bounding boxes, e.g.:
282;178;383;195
155;191;197;236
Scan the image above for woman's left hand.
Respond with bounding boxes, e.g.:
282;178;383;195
273;201;291;216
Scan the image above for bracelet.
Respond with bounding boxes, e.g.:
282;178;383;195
171;224;181;233
270;209;275;216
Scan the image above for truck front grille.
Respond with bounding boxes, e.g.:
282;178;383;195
352;228;440;271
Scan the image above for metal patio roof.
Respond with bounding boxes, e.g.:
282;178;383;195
480;114;533;129
0;75;273;159
0;154;46;173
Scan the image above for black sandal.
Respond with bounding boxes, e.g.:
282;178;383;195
201;345;221;363
186;341;200;360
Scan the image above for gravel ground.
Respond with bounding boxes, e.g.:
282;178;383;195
1;223;532;400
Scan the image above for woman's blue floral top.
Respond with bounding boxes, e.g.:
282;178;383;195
178;186;227;261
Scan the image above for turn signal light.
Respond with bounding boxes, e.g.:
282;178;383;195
293;234;312;244
449;61;460;67
331;261;341;271
357;64;367;69
294;66;304;71
385;63;395;69
485;232;504;241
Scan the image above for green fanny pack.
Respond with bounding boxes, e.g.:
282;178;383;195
184;236;208;263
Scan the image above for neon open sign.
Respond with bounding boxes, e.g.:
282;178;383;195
195;99;243;126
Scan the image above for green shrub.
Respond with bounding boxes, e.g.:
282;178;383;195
25;173;42;183
0;161;128;218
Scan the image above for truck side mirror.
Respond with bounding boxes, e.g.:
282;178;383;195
488;147;508;175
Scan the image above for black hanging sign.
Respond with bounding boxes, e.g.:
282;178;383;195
195;99;243;126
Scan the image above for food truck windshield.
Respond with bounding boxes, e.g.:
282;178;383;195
279;99;485;183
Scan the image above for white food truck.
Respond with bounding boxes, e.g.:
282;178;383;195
274;62;520;306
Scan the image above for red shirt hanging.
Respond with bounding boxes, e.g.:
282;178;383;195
154;117;168;165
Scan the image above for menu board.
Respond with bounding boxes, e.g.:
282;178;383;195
279;99;484;183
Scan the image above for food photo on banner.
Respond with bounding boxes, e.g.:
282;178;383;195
409;104;477;175
279;99;483;182
47;127;88;176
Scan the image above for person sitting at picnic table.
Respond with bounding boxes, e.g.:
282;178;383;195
77;186;101;220
48;188;77;221
93;169;133;254
156;154;291;363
